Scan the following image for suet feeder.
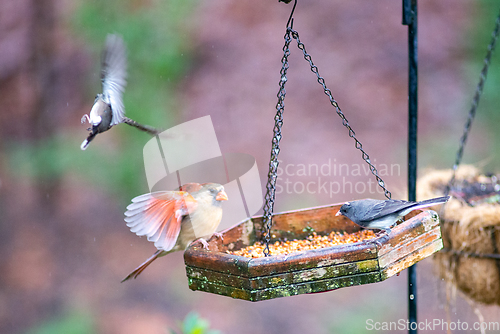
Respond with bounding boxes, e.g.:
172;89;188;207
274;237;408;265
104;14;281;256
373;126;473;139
419;166;500;306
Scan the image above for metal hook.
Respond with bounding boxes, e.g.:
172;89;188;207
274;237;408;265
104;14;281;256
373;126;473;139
285;0;297;29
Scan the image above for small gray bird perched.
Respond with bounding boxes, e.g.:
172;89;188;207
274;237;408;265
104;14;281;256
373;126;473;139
81;34;127;150
335;196;450;234
80;34;160;150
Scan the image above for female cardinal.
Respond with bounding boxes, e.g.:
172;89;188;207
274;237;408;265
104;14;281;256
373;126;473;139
122;183;228;282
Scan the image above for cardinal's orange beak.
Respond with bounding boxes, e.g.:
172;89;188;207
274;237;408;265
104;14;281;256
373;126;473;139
335;210;342;216
216;190;228;201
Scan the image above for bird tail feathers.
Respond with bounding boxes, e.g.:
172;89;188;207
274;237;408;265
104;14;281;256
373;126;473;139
121;249;164;282
413;196;450;210
80;132;97;150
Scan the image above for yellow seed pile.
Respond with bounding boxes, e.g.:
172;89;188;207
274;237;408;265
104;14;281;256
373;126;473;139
227;230;376;258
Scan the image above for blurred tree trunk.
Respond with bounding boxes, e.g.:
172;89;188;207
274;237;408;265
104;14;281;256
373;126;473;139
30;0;61;212
0;0;87;213
31;0;57;140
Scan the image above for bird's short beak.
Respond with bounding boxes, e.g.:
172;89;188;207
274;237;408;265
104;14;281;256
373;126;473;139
335;210;342;216
216;190;228;201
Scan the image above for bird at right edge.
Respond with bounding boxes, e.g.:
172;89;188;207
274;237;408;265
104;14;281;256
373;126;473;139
335;196;450;234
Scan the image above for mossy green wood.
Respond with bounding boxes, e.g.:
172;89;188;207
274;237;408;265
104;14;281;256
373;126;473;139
184;203;443;301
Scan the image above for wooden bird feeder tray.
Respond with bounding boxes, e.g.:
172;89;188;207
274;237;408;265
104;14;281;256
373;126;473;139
184;202;443;301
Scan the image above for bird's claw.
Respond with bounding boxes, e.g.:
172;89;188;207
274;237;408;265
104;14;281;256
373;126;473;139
367;229;390;248
213;232;224;241
198;238;209;249
81;114;90;124
370;239;383;248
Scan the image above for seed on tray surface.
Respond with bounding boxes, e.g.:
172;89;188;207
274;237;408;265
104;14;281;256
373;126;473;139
227;230;376;258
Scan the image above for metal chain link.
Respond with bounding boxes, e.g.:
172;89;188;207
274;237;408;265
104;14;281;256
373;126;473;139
291;28;392;199
446;9;500;193
261;29;292;256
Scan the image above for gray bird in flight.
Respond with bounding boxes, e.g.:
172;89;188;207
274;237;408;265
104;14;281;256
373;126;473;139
81;34;127;150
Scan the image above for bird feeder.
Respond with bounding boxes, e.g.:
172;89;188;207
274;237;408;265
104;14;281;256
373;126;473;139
184;205;443;301
182;0;443;301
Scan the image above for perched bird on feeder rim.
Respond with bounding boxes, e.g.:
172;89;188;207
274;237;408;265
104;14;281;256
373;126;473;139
122;183;228;282
335;196;450;234
81;34;127;150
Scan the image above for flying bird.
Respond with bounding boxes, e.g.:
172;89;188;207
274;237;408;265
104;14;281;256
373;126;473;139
335;196;450;234
122;183;228;282
81;34;127;150
81;34;159;150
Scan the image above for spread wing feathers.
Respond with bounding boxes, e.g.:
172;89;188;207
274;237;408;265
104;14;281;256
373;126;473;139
359;199;417;222
124;191;198;251
101;34;127;126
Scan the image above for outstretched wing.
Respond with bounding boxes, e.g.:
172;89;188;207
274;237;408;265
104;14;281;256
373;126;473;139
124;191;198;251
101;34;127;126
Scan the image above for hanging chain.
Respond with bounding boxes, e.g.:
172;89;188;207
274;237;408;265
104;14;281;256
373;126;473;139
261;28;293;257
290;28;392;199
262;25;393;255
446;9;500;193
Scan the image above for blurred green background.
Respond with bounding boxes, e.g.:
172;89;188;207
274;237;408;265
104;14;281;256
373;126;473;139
6;0;196;203
1;0;500;333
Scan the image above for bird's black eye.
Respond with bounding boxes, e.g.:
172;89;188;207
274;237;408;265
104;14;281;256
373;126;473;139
341;203;350;213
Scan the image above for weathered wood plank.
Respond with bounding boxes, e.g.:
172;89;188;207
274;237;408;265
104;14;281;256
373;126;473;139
378;227;441;268
378;210;440;256
186;258;378;290
188;271;382;302
246;241;377;277
254;271;382;301
381;238;444;279
184;247;252;276
187;278;252;300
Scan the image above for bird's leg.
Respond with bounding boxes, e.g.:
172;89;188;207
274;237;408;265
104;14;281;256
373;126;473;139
379;228;391;236
213;232;224;241
367;228;391;248
81;114;90;124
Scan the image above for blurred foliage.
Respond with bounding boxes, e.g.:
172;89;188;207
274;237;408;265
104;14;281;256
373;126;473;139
6;0;198;202
26;311;220;334
419;1;500;171
171;312;221;334
72;0;198;200
25;312;95;334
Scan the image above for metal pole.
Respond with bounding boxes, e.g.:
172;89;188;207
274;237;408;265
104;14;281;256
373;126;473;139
403;0;418;333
